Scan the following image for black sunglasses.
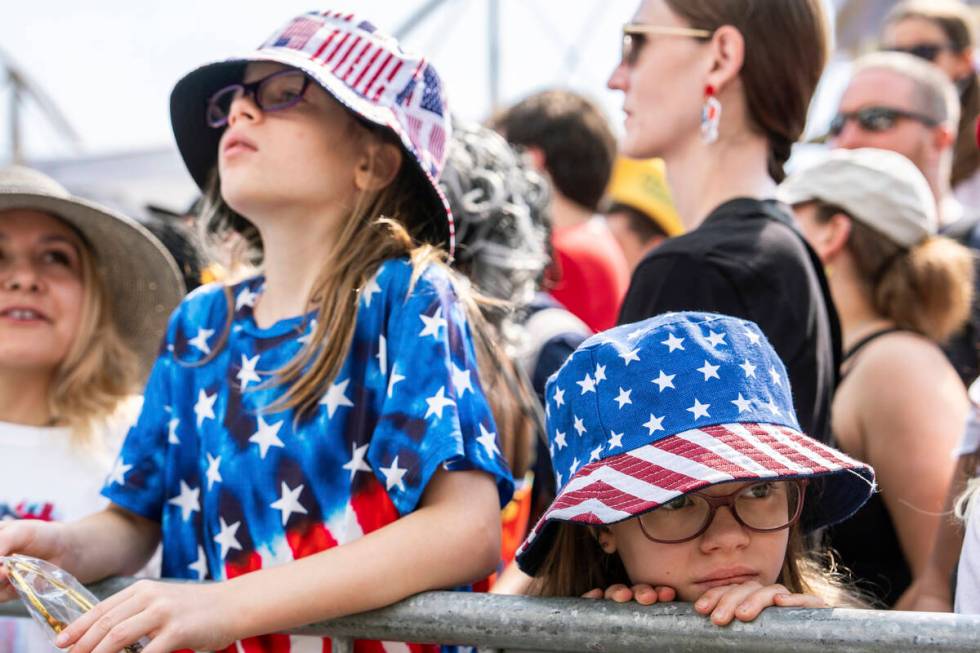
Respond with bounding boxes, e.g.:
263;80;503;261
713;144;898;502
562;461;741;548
829;106;940;137
206;69;312;129
885;43;956;63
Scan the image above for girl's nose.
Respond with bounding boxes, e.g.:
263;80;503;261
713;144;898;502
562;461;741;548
227;92;261;127
607;62;629;91
698;506;751;553
0;259;44;294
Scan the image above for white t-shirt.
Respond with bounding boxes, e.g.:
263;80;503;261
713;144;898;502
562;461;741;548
956;482;980;614
0;397;141;653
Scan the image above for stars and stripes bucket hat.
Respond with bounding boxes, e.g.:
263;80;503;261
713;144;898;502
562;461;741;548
170;9;456;258
515;311;875;575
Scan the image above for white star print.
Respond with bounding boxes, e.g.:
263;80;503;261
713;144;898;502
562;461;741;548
745;328;762;345
766;396;782;416
554;430;568;450
106;457;132;487
387;365;406;398
697;360;721;381
377;335;388;375
361;272;382;307
188;328;215;355
569;457;581;476
614;387;633;409
235;287;258;311
704;330;727;348
249;416;285;459
205;453;222;491
188;546;208;580
662;333;685;352
167;417;180;445
320;378;355;418
452;363;474;396
194;389;217;427
644;413;666;434
167;480;201;522
739;359;757;378
270;482;308;526
425;385;456;420
343;442;371;480
380;456;408;492
478;424;501;457
573;415;587;437
590;445;604;462
556;471;563;487
419;307;447;339
236;354;261;392
619;348;641;366
297;319;318;346
731;393;753;414
594;364;607;384
553;386;566;407
769;367;783;385
652;370;676;392
608;431;624;449
626;327;646;341
687;398;711;420
213;518;242;559
577;374;597;395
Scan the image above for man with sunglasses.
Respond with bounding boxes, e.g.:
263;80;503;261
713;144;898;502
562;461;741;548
831;51;980;387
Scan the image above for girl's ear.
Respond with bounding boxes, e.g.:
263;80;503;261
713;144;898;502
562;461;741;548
820;211;853;263
595;527;617;555
704;25;745;94
354;140;403;192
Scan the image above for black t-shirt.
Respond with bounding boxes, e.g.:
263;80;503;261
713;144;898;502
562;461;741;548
618;198;841;444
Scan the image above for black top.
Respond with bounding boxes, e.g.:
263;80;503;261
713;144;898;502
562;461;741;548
618;198;841;443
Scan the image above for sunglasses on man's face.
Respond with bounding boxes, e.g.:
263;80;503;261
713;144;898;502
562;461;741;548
885;42;956;62
828;106;940;138
620;23;711;66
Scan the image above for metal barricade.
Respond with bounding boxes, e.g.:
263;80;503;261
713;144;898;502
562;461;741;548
2;578;980;652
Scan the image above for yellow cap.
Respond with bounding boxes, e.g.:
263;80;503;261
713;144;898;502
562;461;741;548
606;157;683;237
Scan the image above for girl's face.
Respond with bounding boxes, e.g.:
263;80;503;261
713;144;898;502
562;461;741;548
0;210;86;375
607;0;711;159
600;481;789;602
217;62;369;222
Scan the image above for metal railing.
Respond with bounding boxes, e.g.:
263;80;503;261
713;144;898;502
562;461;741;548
3;577;980;652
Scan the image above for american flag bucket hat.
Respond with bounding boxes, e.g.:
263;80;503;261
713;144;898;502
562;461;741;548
170;9;456;258
515;312;875;575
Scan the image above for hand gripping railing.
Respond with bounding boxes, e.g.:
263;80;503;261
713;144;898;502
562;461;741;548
3;578;980;652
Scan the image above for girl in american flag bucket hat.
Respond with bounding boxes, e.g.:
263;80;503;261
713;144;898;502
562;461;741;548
0;9;514;653
516;311;876;624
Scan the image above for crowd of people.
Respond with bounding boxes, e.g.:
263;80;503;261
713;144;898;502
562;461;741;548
0;0;979;651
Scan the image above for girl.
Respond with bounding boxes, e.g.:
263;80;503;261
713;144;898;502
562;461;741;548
0;10;512;653
514;311;875;624
0;166;184;650
609;0;840;446
781;147;973;607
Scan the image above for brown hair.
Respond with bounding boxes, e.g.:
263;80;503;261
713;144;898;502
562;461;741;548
885;0;980;187
815;202;974;343
528;521;865;607
664;0;830;183
489;90;617;212
48;232;140;446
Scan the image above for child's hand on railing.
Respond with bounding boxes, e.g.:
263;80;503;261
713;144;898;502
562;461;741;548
581;584;676;604
693;581;826;625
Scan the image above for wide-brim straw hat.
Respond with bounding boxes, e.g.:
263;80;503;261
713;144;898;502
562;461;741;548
0;166;185;375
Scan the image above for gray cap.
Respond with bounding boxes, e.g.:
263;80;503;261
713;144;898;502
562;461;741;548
778;148;937;248
0;166;185;376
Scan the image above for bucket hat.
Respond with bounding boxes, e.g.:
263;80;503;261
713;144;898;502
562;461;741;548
516;311;875;575
606;157;683;238
778;147;936;249
0;166;185;374
170;9;456;257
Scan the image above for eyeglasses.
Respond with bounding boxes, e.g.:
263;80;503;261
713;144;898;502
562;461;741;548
637;479;807;544
621;23;712;66
206;69;312;128
885;43;956;63
828;106;940;137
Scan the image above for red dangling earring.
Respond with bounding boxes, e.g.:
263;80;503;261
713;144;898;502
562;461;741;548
701;84;722;144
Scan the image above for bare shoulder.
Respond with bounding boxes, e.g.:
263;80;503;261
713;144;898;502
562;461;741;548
848;332;959;391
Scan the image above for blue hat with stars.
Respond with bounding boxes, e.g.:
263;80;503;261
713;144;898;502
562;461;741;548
516;311;875;575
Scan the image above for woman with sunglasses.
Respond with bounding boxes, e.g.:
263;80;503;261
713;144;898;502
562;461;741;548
515;312;874;624
882;0;979;206
0;10;514;653
782;147;973;609
609;0;840;448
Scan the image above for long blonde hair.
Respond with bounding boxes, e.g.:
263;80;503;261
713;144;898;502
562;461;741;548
47;228;141;447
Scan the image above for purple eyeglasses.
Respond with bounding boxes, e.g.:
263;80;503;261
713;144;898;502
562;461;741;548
206;68;312;128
